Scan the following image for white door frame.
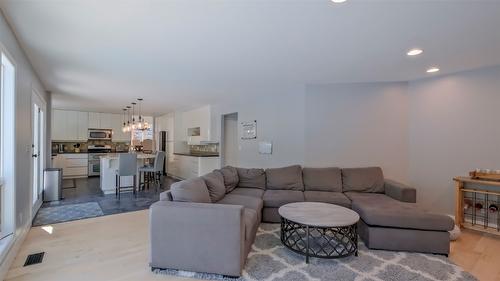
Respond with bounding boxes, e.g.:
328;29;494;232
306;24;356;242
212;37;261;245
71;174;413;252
31;89;46;218
220;112;238;167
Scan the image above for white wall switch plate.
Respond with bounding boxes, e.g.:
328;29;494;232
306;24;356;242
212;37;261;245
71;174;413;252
259;141;272;154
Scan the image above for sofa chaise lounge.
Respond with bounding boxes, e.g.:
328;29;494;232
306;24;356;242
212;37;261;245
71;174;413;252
149;166;454;277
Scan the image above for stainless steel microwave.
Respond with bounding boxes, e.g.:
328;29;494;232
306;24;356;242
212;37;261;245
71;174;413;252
88;129;112;140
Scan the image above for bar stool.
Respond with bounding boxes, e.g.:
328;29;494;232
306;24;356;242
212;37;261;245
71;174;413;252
115;153;137;200
138;151;165;192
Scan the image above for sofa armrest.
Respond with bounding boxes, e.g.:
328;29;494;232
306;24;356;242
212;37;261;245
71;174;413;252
149;201;245;276
159;190;172;201
384;179;416;203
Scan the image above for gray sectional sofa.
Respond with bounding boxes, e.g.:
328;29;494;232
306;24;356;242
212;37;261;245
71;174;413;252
150;165;454;277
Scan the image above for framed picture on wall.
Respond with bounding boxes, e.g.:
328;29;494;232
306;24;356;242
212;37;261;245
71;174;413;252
241;120;257;139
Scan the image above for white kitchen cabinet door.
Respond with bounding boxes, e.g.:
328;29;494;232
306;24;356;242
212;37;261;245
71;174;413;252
76;111;88;140
88;112;100;129
181;106;211;143
99;113;113;129
51;109;66;140
64;110;79;140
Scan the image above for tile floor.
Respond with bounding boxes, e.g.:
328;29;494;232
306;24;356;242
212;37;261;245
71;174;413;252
37;175;179;220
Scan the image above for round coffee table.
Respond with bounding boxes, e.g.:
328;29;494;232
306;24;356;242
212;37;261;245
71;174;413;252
278;202;360;263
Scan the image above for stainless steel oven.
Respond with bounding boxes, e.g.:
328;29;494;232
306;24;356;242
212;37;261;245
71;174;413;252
88;145;111;176
88;129;112;140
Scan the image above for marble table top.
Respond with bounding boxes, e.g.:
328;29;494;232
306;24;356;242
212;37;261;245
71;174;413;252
278;202;359;227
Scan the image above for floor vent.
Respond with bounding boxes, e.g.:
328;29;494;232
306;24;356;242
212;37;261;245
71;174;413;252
24;252;45;266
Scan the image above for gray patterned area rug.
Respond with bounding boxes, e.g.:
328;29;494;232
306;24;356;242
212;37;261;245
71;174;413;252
154;224;477;281
33;202;104;226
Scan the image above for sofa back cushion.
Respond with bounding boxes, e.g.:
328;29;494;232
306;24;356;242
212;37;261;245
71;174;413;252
302;167;342;192
170;177;211;203
219;166;239;193
342;167;384;193
266;165;304;191
236;168;266;190
202;170;226;202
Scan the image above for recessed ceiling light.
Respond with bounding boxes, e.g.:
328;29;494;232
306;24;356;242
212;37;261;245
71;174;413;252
407;48;423;56
426;67;440;73
331;0;347;3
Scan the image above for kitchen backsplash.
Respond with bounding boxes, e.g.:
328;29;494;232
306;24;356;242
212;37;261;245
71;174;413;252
189;144;219;154
52;140;130;154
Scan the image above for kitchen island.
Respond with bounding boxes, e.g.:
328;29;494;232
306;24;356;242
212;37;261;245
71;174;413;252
99;153;155;194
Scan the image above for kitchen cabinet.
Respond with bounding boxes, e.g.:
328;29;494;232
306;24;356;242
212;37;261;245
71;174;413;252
181;105;212;144
76;111;89;140
88;112;101;129
88;112;112;129
52;110;135;142
51;109;66;141
51;109;88;141
167;154;220;180
100;113;113;129
52;153;88;178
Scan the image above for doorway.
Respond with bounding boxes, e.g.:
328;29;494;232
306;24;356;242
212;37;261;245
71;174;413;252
221;113;238;166
31;90;46;216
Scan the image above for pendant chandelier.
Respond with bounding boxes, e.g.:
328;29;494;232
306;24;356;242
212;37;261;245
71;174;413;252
122;105;132;133
136;98;150;130
121;98;150;132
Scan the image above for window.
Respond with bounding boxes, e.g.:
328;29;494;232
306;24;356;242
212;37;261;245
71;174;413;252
0;52;16;240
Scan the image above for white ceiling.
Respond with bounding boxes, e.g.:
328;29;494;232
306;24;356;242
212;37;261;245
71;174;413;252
1;0;500;115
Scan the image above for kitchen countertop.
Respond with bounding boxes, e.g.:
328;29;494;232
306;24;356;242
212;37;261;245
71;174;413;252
53;151;89;154
174;152;220;157
100;153;156;160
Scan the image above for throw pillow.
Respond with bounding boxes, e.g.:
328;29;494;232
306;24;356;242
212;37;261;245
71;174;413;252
219;166;239;193
202;170;226;202
266;165;304;191
236;168;266;189
170;177;211;203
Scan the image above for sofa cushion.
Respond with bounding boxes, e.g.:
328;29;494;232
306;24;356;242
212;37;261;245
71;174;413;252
230;187;265;198
266;165;304;191
304;191;351;208
236;168;266;189
342;167;384;193
170;177;211;203
218;194;263;221
202;171;226;202
345;192;454;231
263;190;304;208
303;167;342;192
219;166;239;193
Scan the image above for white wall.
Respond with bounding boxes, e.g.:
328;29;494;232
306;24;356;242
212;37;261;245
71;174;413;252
408;65;500;215
210;84;306;169
0;10;49;278
305;82;409;183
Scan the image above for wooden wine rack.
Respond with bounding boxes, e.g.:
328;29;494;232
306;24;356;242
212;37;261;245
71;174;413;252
454;177;500;235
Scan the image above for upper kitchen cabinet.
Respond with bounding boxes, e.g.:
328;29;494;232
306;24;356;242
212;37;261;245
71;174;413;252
88;112;101;128
181;105;212;144
51;109;88;141
76;111;89;140
100;113;113;129
52;110;129;142
89;112;113;129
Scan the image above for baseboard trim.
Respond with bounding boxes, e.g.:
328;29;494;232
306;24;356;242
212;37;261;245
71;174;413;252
0;220;31;281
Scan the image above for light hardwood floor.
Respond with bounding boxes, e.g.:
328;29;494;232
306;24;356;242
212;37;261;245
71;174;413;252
5;210;500;281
